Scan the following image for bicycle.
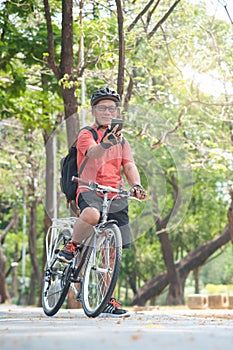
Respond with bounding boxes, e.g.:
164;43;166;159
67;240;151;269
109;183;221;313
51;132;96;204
41;177;132;318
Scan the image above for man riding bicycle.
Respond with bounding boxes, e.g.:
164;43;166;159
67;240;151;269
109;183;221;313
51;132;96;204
58;87;147;317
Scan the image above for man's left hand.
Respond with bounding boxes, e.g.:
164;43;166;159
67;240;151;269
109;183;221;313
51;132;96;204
130;185;147;200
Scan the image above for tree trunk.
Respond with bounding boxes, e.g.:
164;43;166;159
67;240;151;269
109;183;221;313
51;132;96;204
129;270;137;295
62;90;79;147
158;231;183;304
43;0;79;147
132;225;231;306
11;247;19;299
152;177;183;305
60;0;79;146
42;131;54;273
0;235;10;303
28;271;37;306
193;268;199;294
0;217;17;303
28;199;41;305
11;209;19;299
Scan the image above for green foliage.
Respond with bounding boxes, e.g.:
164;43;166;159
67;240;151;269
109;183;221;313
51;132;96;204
199;244;233;286
204;284;233;295
0;0;62;132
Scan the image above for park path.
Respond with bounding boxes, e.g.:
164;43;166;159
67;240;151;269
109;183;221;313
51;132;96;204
0;305;233;350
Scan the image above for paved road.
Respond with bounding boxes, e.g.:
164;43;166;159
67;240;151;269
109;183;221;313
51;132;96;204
0;305;233;350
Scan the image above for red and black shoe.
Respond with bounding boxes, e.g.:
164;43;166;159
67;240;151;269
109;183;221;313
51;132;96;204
100;298;130;318
57;240;78;263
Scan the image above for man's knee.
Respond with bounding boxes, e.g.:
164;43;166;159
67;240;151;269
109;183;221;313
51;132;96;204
80;207;100;225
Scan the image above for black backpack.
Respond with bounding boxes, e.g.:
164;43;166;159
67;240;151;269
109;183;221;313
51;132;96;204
60;126;98;202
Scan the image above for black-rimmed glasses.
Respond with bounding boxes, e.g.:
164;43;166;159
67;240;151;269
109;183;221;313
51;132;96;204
94;105;118;113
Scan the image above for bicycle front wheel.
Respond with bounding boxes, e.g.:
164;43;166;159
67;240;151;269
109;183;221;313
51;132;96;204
82;223;122;318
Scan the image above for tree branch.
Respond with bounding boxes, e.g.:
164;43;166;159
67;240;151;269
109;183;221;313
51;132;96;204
127;0;160;32
115;0;125;98
0;55;13;69
123;72;134;112
146;0;161;27
43;0;60;79
1;218;15;244
151;106;184;150
147;0;181;40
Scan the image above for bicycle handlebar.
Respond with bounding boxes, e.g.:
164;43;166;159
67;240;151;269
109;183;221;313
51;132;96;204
72;176;130;197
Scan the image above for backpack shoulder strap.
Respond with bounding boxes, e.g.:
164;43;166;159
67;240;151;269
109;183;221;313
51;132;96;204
78;126;98;176
81;126;98;142
70;126;98;149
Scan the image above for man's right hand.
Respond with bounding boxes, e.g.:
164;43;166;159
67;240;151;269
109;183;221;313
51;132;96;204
100;125;122;149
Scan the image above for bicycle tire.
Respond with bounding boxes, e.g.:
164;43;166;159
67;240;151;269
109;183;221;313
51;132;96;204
82;223;122;318
41;232;72;316
42;262;71;316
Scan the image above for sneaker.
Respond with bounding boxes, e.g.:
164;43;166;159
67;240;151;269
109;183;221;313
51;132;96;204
100;298;130;318
57;240;78;263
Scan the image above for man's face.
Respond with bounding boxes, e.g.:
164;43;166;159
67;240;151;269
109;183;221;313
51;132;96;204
93;99;118;127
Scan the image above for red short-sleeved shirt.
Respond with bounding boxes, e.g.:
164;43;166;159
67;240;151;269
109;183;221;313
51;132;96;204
76;124;134;199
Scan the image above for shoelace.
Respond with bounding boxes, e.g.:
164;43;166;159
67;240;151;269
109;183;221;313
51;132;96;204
109;298;121;310
65;241;77;253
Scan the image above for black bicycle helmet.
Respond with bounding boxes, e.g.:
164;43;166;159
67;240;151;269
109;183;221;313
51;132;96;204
91;87;121;106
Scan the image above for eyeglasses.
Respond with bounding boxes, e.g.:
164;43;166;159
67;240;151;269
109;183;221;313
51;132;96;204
94;105;118;113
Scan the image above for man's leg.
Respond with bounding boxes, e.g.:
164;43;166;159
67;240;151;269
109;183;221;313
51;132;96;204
58;206;100;263
72;207;100;244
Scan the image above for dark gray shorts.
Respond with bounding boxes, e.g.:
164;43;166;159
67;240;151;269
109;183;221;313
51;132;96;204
78;191;131;248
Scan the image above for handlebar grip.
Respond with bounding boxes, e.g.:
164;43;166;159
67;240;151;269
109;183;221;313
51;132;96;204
72;176;90;186
72;176;79;183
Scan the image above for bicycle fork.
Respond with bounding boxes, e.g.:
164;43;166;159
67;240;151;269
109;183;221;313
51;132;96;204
91;229;113;274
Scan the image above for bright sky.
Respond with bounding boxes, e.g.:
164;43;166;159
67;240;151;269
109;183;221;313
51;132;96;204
184;1;233;97
191;0;233;23
182;66;233;97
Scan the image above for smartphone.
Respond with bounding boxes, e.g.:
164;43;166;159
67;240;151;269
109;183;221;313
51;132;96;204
111;118;123;133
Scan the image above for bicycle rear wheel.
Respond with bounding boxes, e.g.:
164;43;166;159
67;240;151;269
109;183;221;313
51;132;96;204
82;223;122;318
42;231;72;316
42;261;72;316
